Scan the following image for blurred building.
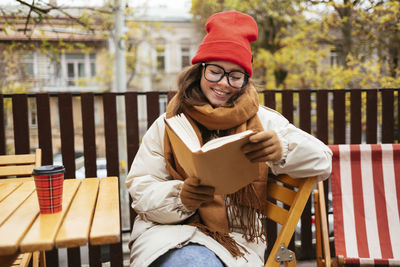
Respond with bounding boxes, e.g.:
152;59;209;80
0;2;202;156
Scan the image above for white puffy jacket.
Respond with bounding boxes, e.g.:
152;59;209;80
126;106;332;267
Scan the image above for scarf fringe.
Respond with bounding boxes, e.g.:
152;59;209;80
227;183;266;243
190;223;249;260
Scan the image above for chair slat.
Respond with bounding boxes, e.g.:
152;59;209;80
55;178;100;248
20;179;81;252
90;177;120;245
265;176;317;267
0;149;41;267
267;182;297;206
14;252;32;267
273;174;302;188
0;165;36;177
0;154;36;166
263;201;289;225
0;253;20;267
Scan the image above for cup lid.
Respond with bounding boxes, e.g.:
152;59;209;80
32;165;65;175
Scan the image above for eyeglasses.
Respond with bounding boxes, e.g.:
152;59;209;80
202;63;249;89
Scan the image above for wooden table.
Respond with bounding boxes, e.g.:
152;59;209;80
0;177;120;265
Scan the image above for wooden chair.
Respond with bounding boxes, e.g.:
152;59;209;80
0;149;45;267
314;144;400;266
263;174;317;267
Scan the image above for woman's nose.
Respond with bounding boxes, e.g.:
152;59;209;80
217;75;230;87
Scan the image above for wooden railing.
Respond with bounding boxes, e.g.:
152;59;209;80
0;88;399;265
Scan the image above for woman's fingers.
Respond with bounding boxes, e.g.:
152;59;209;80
180;177;215;210
242;130;282;163
184;183;215;196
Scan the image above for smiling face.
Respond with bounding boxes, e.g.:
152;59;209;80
200;61;246;107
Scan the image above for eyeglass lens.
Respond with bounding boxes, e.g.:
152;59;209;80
204;64;247;89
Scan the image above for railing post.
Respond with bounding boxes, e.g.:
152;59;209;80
12;94;30;154
350;89;362;144
58;93;76;179
264;90;276;109
103;92;123;267
333;90;346;144
366;90;378;144
146;91;160;128
125;92;139;230
282;90;293;123
316;90;328;144
381;89;394;143
81;93;97;178
0;95;5;155
37;93;53;165
299;89;312;259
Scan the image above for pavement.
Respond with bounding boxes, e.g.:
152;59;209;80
298;260;317;266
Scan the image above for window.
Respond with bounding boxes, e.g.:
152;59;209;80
90;53;96;77
181;47;190;68
64;53;96;86
28;98;37;128
66;53;85;86
180;39;191;69
21;53;34;78
155;39;166;71
330;50;339;66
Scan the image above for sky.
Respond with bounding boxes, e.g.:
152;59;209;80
0;0;192;19
0;0;192;10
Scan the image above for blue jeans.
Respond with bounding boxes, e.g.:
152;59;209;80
149;243;225;267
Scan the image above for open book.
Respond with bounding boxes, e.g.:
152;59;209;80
165;113;259;194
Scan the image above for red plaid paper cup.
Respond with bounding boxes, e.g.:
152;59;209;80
32;165;65;214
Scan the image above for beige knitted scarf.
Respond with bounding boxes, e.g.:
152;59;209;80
164;86;268;258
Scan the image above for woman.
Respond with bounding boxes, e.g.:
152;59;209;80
126;10;332;267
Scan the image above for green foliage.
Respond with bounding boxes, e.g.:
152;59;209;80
190;0;400;89
93;49;114;90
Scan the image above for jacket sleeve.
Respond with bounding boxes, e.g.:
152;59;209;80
125;114;195;224
258;106;332;182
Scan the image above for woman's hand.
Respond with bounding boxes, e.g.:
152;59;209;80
180;177;215;211
242;130;283;163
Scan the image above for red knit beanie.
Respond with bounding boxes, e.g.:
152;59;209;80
192;10;258;77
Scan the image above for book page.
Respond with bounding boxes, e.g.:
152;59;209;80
166;113;255;153
201;130;254;152
165;114;200;152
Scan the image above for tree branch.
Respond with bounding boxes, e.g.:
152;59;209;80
15;0;51;14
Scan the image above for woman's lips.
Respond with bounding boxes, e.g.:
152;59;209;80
212;88;229;97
